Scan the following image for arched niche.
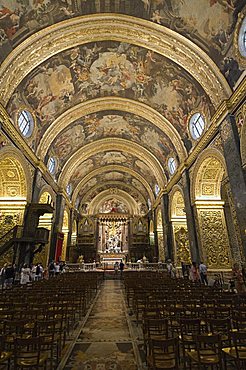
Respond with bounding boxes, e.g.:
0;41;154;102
192;150;231;268
169;187;191;266
0;149;31;241
36;188;55;267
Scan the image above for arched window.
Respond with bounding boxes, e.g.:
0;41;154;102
18;110;34;137
47;157;56;175
168;157;177;175
189;112;205;140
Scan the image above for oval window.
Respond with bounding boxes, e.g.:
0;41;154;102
47;157;56;175
189;112;205;140
18;110;34;137
238;16;246;57
168;157;177;175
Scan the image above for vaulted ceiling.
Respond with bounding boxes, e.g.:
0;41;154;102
0;0;245;215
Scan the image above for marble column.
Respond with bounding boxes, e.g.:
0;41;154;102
182;170;200;262
220;115;246;260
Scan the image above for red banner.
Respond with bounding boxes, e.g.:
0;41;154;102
55;232;64;262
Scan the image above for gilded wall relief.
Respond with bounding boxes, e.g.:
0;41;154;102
0;1;243;88
7;41;213;152
173;225;191;266
197;208;231;268
48;111;175;170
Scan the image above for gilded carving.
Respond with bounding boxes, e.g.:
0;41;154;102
173;225;191;265
202;184;215;196
197;209;231;268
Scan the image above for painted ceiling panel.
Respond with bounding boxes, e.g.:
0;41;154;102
0;1;244;87
8;41;213;152
67;151;158;191
47;111;176;169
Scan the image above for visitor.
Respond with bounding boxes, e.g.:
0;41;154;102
20;263;31;285
114;261;119;278
199;261;208;285
190;262;200;283
167;259;174;277
48;261;55;278
232;263;246;293
119;260;124;278
0;263;7;289
35;263;43;280
54;262;60;276
4;263;15;288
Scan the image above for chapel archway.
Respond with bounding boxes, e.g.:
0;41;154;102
170;187;191;266
192;151;232;268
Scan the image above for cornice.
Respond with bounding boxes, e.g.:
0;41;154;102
72;164;155;205
37;97;186;161
0;14;230;107
59;138;166;188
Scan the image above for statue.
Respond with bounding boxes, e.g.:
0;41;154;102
78;255;84;264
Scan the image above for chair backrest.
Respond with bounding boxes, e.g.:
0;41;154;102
14;337;41;368
150;337;179;370
196;334;222;365
231;331;246;359
179;318;201;339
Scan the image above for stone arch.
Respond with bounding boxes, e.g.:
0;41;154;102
191;148;227;204
0;148;31;244
169;185;191;266
0;147;32;202
38;185;56;207
191;148;231;268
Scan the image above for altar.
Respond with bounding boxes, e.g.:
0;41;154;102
100;252;126;269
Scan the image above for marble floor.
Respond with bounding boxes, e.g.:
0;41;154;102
59;279;144;370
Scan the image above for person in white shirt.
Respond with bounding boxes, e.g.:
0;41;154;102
199;262;208;285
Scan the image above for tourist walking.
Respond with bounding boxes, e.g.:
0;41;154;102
199;261;208;285
20;264;31;285
190;262;200;283
232;263;246;293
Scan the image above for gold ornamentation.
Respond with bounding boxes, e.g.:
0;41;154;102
202;184;215;196
173;225;191;265
0;14;230;108
197;208;231;268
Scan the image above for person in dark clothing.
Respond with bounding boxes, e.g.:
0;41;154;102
5;263;15;288
119;260;124;279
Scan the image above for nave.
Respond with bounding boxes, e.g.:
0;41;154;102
2;269;246;369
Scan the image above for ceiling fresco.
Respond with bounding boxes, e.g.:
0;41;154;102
67;151;158;192
0;1;244;87
8;41;213;152
98;198;129;214
80;182;148;210
47;111;176;169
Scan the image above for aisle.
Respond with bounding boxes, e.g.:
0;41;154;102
61;279;143;369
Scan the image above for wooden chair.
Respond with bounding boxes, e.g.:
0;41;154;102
222;331;246;370
147;337;179;370
179;318;201;369
0;335;12;370
186;334;223;370
13;337;48;369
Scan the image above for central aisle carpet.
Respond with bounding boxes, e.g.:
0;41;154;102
62;280;143;369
